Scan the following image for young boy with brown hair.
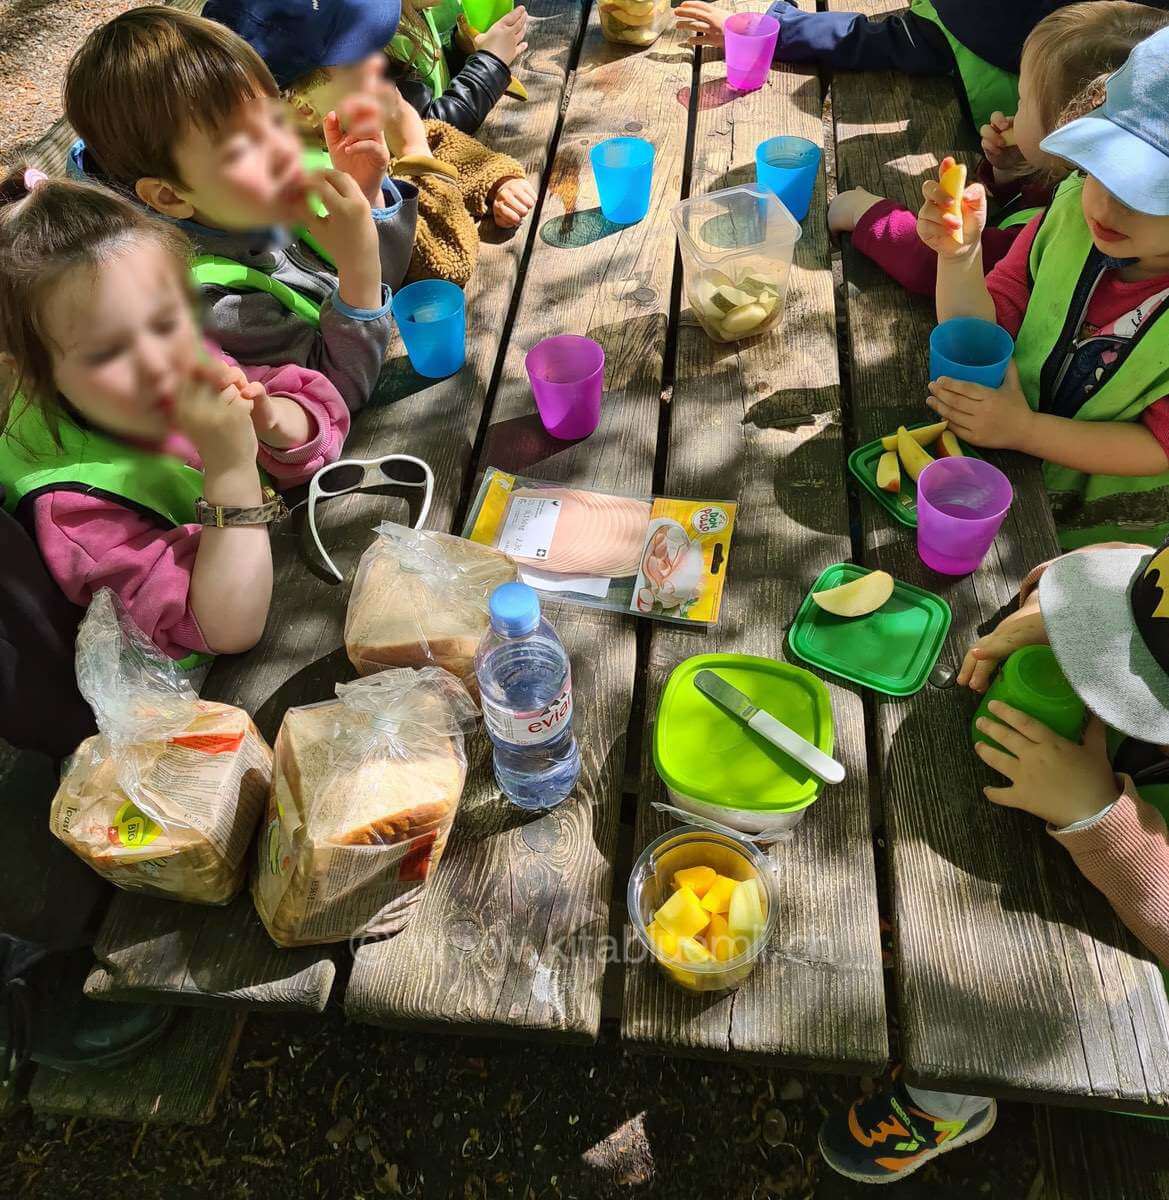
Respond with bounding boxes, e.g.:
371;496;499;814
63;6;419;412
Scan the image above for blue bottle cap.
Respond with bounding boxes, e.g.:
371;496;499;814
489;582;540;636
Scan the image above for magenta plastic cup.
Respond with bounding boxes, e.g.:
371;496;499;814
525;335;605;440
724;12;780;91
916;457;1013;575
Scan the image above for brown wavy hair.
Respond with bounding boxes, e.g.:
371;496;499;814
0;171;193;452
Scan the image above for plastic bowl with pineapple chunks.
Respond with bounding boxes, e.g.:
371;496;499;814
687;266;789;344
598;0;671;45
628;826;778;993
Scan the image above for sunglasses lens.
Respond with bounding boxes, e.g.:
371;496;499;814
379;459;428;486
317;463;364;494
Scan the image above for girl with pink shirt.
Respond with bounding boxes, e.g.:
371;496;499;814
0;171;349;660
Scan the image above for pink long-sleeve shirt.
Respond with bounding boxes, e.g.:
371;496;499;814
31;355;349;660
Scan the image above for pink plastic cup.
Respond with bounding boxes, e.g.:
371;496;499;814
916;457;1013;576
525;335;605;440
724;12;780;92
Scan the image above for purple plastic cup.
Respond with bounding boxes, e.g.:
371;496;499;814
724;12;780;92
916;457;1013;576
525;335;605;440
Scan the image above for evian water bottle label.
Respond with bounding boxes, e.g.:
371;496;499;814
482;674;573;747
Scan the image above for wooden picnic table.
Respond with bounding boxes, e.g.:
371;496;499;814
20;0;1169;1126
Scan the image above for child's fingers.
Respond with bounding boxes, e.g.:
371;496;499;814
986;700;1048;743
969;655;1000;693
975;740;1019;780
983;782;1018;808
957;647;980;687
975;716;1030;757
926;387;977;417
930;376;992;402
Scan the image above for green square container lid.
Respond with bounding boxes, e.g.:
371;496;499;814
653;653;833;814
788;563;952;696
848;423;982;528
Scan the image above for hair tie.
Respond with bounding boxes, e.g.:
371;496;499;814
22;168;48;192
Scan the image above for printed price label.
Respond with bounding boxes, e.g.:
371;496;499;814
498;496;562;560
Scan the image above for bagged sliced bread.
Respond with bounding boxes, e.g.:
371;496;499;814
253;668;478;948
345;523;516;694
49;590;271;905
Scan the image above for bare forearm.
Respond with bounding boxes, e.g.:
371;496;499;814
1021;413;1169;476
936;247;996;324
255;394;314;449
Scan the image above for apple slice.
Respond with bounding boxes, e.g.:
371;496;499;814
880;421;947;452
938;156;968;245
876;450;900;494
896;425;934;482
811;569;894;618
936;430;965;459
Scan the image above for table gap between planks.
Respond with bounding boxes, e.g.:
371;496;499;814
830;0;1169;1112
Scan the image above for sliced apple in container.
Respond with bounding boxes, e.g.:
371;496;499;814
880;420;947;452
938;156;968;245
876;450;901;494
811;569;895;618
895;425;934;481
936;430;965;458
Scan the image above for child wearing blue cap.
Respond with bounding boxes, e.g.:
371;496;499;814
63;7;420;414
919;24;1169;550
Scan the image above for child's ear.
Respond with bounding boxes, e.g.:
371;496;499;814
135;177;195;220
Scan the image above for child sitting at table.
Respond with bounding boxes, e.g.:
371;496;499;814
203;0;538;282
819;538;1169;1184
0;171;349;661
918;24;1169;550
831;2;1169;296
63;7;418;414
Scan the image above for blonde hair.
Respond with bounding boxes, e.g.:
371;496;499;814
64;7;278;189
0;172;193;448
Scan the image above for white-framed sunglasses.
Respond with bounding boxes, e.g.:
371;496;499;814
307;453;434;582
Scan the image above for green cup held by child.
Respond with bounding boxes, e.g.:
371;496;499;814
971;644;1085;752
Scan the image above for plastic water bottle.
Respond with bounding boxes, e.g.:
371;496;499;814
475;582;580;809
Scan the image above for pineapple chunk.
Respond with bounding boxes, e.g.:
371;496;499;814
673;865;716;897
654;885;709;940
646;919;680;961
705;913;735;962
700;874;738;915
676;936;714;964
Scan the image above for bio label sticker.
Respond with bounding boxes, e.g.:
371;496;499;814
497;495;563;561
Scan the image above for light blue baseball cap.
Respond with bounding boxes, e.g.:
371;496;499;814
1040;25;1169;217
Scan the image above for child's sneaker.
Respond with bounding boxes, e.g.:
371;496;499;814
817;1077;997;1185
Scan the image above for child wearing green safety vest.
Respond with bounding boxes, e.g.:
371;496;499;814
64;7;419;415
0;171;349;663
819;538;1169;1185
920;24;1169;550
830;3;1169;298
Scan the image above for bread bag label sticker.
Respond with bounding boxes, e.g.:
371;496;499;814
481;678;573;747
108;800;162;849
169;731;246;755
497;495;562;560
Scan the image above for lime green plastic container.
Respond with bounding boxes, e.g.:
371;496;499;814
972;645;1085;751
653;653;834;834
787;563;952;696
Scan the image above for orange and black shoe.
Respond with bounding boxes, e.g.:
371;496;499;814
817;1077;997;1185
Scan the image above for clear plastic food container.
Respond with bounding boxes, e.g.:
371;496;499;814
671;184;802;344
628;826;778;994
598;0;671;47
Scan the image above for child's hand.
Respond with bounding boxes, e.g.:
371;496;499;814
176;359;259;472
475;6;528;66
958;593;1047;693
927;360;1036;451
298;169;380;307
976;706;1118;828
827;187;884;235
676;1;727;47
324;95;392;207
492;176;537;227
375;74;430;159
918;174;986;257
980;111;1027;180
243;379;314;450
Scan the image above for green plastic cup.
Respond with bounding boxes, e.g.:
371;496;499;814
972;645;1086;752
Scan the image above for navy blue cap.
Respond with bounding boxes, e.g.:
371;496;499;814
489;582;541;637
203;0;402;89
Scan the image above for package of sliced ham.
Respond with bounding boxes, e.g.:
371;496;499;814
463;468;737;624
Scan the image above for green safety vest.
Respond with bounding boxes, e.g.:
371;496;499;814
391;2;455;99
998;205;1042;232
910;0;1020;131
191;255;322;327
1015;174;1169;550
0;400;212;668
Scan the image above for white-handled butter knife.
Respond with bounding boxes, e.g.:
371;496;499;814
693;670;845;786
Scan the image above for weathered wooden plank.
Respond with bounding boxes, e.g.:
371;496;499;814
831;0;1169;1109
621;6;887;1072
87;0;584;1012
28;1009;244;1125
345;7;692;1040
1036;1106;1169;1199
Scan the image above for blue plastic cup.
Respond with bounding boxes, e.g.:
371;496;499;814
391;280;466;379
590;137;655;225
929;317;1015;387
755;136;821;222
